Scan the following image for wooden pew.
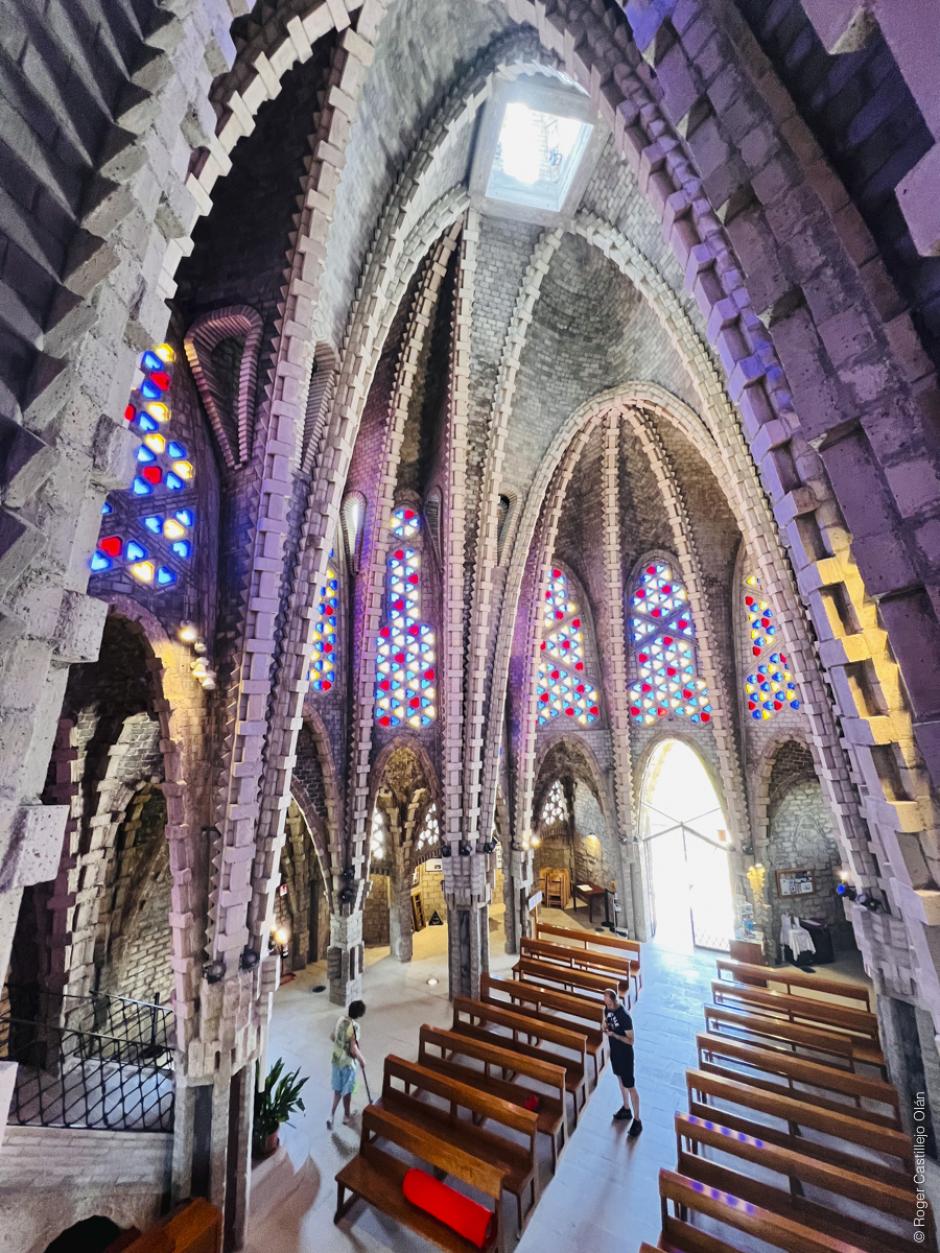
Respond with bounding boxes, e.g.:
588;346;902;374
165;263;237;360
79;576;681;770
521;935;631;982
703;1001;886;1076
335;1104;507;1252
658;1167;874;1253
418;1025;568;1168
696;1031;901;1127
716;957;873;1012
514;955;612;999
675;1111;920;1253
536;920;642;996
481;973;606;1080
686;1068;914;1180
711;979;883;1051
380;1055;539;1232
452;997;588;1124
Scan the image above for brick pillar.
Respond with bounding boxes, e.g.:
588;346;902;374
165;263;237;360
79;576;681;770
446;901;489;1001
504;846;535;956
327;910;363;1007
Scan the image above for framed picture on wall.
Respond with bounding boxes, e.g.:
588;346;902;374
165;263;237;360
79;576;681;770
776;868;815;897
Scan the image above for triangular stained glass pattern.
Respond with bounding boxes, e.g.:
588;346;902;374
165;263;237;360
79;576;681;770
374;507;436;730
309;550;339;692
89;343;196;593
743;573;800;721
628;560;711;725
534;566;601;728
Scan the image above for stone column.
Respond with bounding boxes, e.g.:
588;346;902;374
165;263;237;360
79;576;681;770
444;848;494;998
505;845;535;955
327;910;363;1006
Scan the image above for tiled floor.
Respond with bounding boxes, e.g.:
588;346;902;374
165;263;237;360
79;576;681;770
243;918;870;1253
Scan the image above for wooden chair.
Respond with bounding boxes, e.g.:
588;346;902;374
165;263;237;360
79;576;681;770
418;1025;568;1168
703;1001;884;1076
686;1068;914;1181
675;1111;921;1253
335;1104;507;1252
658;1167;873;1253
452;997;588;1124
536;920;642;997
379;1055;539;1233
481;973;607;1079
710;979;883;1052
695;1031;901;1127
715;958;873;1012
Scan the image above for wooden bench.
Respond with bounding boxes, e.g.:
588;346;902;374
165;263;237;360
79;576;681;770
514;955;611;999
686;1068;914;1180
418;1025;568;1168
481;973;606;1081
716;958;873;1012
675;1111;920;1253
658;1167;874;1253
711;979;882;1051
703;1001;886;1076
696;1031;901;1127
379;1055;539;1232
452;997;588;1124
536;920;642;996
335;1104;507;1252
521;934;631;983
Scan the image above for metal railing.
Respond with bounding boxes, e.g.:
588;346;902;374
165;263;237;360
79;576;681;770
0;986;175;1133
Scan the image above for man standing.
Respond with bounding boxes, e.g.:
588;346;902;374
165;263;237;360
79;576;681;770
603;987;642;1137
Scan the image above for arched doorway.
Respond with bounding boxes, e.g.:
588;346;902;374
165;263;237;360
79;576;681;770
640;739;734;953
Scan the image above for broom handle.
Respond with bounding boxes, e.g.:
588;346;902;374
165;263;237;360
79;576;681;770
362;1064;373;1105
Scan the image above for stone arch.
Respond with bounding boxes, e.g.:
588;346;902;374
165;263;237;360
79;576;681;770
183;305;264;468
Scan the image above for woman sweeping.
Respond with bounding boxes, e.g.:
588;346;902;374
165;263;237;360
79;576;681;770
327;999;368;1130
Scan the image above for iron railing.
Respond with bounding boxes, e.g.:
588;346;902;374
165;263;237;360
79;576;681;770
0;987;175;1132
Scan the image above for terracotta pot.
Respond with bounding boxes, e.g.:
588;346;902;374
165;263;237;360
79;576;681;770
254;1129;279;1160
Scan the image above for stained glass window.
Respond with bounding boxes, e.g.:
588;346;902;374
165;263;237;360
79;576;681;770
535;567;601;727
310;550;338;692
743;574;800;720
90;343;196;590
628;559;711;724
416;804;439;853
540;780;567;827
370;808;388;863
374;507;437;729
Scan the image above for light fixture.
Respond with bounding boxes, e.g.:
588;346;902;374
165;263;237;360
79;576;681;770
440;842;452;858
530;835;542;849
178;622;198;644
273;927;289;950
240;947;260;971
458;839;473;856
202;958;225;984
426;977;439;988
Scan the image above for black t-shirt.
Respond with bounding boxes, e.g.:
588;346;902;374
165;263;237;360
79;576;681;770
605;1004;633;1057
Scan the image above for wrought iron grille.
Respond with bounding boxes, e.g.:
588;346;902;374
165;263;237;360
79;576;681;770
0;986;175;1132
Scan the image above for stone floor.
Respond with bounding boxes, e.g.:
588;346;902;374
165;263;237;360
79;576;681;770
243;917;872;1253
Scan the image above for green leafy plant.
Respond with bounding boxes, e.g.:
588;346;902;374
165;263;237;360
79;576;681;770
253;1057;308;1150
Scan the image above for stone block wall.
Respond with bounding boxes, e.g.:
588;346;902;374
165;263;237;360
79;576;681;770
363;874;390;946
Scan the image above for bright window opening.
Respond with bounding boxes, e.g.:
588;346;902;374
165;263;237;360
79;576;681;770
487;101;593;213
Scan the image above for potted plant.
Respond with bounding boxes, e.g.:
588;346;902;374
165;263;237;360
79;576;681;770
252;1057;309;1159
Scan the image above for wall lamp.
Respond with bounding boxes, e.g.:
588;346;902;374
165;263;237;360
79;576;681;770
836;881;882;912
481;837;498;854
440;842;452;858
458;839;474;856
240;947;260;971
202;958;225;984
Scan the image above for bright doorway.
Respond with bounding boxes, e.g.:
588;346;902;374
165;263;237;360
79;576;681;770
640;739;734;953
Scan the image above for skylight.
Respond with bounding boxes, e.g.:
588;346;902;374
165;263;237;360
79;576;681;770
485;101;594;213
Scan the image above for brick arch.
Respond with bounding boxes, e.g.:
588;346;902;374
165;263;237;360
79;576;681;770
290;711;342;913
533;734;614;835
183;304;264;468
749;728;819;859
633;730;731;841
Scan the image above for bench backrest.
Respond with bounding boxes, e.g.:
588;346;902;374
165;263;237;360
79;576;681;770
453;997;588;1059
716;958;872;1009
686;1067;912;1168
417;1024;567;1096
515;957;610;995
704;1002;855;1060
521;935;629;977
483;973;602;1021
536;920;641;959
383;1055;538;1144
675;1112;912;1220
362;1105;506;1200
659;1168;870;1253
710;979;880;1040
696;1032;899;1112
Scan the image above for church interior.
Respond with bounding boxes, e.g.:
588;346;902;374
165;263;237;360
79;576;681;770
2;0;940;1250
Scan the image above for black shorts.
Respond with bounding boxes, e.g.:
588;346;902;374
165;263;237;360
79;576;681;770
610;1046;635;1088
